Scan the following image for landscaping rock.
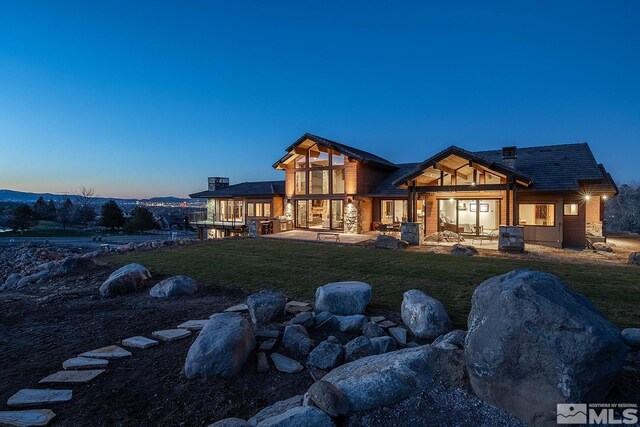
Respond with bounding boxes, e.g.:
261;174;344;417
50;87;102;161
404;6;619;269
388;327;407;345
375;235;408;250
7;389;72;407
99;263;151;297
288;312;314;328
315;281;372;315
16;271;49;288
401;290;452;340
149;275;198;298
337;314;368;333
270;353;303;373
622;328;640;347
309;367;328;382
378;320;396;328
370;336;397;355
370;316;385;323
284;300;312;315
152;329;192;342
362;321;386;338
40;369;104;383
257;406;334;427
450;243;478;256
209;418;251;427
80;345;131;359
50;257;95;276
254;329;280;338
121;336;159;349
321;345;467;413
424;230;465;242
184;313;255;379
247;290;287;327
314;311;339;330
282;325;315;360
307;340;343;370
0;409;56;426
344;336;374;362
308;380;349;417
1;273;22;291
629;252;640;266
248;395;303;426
257;352;270;373
432;329;466;350
259;338;277;351
592;242;614;252
177;320;208;331
465;269;627;426
62;357;108;370
224;303;249;312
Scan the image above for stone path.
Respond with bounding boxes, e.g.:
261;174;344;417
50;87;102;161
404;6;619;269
177;320;208;331
62;357;108;370
39;370;105;384
152;329;191;342
79;345;131;359
122;336;159;349
7;390;72;407
0;409;56;426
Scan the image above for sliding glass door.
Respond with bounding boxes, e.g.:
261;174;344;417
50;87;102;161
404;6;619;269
295;199;344;230
438;198;500;236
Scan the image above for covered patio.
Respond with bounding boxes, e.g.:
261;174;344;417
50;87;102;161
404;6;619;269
261;230;372;245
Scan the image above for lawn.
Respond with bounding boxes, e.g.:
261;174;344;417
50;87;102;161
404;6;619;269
108;238;640;329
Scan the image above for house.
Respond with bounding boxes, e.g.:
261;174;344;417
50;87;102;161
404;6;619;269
193;133;617;247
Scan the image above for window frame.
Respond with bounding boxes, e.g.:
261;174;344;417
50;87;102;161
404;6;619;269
563;203;579;216
518;203;556;227
292;146;346;196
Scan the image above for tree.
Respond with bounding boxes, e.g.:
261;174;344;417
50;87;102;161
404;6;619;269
125;206;159;233
46;199;58;220
74;187;97;227
57;198;74;231
10;204;37;232
605;182;640;233
32;196;48;220
100;200;125;230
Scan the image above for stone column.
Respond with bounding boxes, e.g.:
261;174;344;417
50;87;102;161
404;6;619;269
401;222;424;245
344;200;361;234
247;219;259;238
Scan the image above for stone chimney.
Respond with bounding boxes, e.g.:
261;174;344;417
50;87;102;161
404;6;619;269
208;177;230;191
502;146;517;170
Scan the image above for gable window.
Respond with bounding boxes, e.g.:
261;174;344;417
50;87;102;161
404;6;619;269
518;203;555;226
291;146;346;196
563;203;579;216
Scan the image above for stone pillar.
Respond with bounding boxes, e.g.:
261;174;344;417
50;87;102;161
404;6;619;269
344;201;361;234
401;222;424;245
285;202;294;221
247;219;259;238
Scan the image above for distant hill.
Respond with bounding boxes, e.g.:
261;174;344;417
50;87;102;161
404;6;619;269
0;189;197;205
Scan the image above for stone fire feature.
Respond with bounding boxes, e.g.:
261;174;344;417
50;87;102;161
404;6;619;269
401;222;423;245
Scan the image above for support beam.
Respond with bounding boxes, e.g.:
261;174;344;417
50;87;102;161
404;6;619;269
413;184;510;192
433;162;470;181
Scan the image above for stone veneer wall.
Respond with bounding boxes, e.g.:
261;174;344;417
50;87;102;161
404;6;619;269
401;222;424;245
344;201;361;234
285;202;294;221
247;219;259;238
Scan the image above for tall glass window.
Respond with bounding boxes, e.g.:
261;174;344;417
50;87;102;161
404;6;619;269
332;169;345;194
381;200;407;224
296;200;308;227
331;200;344;229
309;170;329;194
295;171;306;195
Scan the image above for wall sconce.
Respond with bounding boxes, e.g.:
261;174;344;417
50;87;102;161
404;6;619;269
602;195;608;201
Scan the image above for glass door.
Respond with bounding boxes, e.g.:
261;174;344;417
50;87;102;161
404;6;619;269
296;200;308;228
331;200;344;230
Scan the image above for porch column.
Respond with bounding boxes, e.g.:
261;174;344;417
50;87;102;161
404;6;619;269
505;182;511;225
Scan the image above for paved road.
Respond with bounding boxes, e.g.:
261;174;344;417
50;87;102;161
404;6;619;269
0;233;197;250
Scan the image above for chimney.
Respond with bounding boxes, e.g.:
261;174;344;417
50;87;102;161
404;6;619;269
208;177;230;191
502;146;517;169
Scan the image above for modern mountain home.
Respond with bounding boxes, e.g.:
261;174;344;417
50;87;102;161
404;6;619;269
191;133;617;248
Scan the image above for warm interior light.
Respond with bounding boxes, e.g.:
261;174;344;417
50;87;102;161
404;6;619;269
449;198;454;202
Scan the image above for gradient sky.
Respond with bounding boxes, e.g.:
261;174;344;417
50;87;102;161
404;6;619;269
1;1;639;198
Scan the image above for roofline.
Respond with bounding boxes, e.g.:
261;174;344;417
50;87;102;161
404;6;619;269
188;180;285;199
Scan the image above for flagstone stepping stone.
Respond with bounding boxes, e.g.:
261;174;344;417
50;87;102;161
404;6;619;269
223;303;248;312
177;320;208;331
7;389;72;407
62;357;108;370
152;329;191;342
370;316;386;323
79;345;131;359
122;336;159;349
378;320;396;328
39;369;104;384
270;353;303;373
388;327;407;345
259;338;277;351
257;352;270;373
255;329;280;338
0;409;56;426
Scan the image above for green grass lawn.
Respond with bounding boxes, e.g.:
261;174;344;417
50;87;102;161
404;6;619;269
107;239;640;329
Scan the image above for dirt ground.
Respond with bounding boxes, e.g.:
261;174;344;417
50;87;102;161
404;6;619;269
0;263;399;426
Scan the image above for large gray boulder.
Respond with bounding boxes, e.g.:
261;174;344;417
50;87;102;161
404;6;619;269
247;290;286;327
401;290;452;340
465;269;627;426
282;325;315;360
629;252;640;265
307;340;343;370
432;330;466;350
362;321;386;338
257;406;334;427
248;395;303;426
320;345;466;413
450;243;478;256
375;235;408;250
336;315;367;333
315;281;372;315
622;328;640;347
184;313;255;379
149;275;198;298
344;336;374;362
99;263;151;297
308;380;349;417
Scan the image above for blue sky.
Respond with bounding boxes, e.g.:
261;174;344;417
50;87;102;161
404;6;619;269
0;1;638;198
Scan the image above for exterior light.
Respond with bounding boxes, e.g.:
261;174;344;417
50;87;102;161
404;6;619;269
584;195;591;201
602;195;608;201
449;198;454;202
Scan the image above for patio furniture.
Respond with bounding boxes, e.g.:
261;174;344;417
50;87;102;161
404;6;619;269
316;232;340;242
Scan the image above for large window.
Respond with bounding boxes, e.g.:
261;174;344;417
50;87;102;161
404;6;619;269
291;145;345;196
247;202;272;218
519;203;555;226
332;169;345;194
214;200;243;222
309;170;329;195
295;171;306;195
381;200;407;224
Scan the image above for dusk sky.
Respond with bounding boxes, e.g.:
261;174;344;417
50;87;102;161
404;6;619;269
0;1;639;199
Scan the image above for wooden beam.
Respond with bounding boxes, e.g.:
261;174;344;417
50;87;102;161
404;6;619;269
414;184;510;192
433;162;470;181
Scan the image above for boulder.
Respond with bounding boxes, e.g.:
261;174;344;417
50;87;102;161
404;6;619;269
16;270;49;288
248;395;303;426
149;275;198;298
629;252;640;265
375;235;408;250
247;290;286;327
344;336;374;362
308;380;349;417
424;230;465;242
401;290;452;340
282;325;315;360
465;269;627;426
270;353;303;373
321;345;466;413
362;321;386;338
591;242;613;252
307;340;344;370
257;406;334;427
450;243;478;256
432;330;466;350
50;257;95;276
315;281;372;315
1;273;23;291
209;418;251;427
99;263;151;297
622;328;640;347
315;312;339;330
336;315;368;333
388;327;407;345
370;336;397;355
184;313;255;379
288;312;314;328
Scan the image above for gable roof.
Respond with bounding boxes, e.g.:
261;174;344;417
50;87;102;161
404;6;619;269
273;133;397;170
392;145;533;187
364;163;419;197
189;181;285;199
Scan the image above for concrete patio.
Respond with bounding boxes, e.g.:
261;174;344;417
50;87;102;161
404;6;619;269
261;230;373;245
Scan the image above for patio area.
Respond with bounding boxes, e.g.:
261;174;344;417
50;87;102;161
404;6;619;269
261;230;373;245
